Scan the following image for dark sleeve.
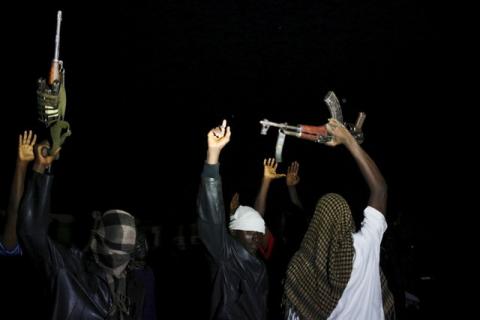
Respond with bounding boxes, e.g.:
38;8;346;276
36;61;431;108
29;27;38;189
197;163;229;261
17;172;66;275
0;241;22;256
143;267;158;320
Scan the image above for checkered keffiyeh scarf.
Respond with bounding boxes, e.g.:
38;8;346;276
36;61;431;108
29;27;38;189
90;209;136;319
283;193;395;320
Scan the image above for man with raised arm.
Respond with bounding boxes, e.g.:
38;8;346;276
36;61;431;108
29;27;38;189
283;118;395;320
18;142;147;320
1;131;36;256
197;120;268;320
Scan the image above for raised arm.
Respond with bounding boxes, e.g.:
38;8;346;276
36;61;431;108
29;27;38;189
229;192;240;216
17;141;61;268
197;120;232;260
206;119;231;165
326;118;387;214
254;158;285;216
3;131;37;251
286;161;303;210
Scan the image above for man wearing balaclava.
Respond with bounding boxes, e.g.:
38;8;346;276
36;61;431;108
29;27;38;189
18;142;146;319
283;119;395;320
197;120;268;320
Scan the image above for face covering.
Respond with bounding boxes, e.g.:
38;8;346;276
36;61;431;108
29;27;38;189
90;209;136;318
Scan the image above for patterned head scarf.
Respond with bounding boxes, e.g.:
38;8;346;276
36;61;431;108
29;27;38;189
283;193;355;319
283;193;395;320
90;209;136;319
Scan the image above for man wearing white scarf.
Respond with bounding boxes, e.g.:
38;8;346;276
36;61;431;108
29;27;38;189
198;120;269;320
229;205;265;234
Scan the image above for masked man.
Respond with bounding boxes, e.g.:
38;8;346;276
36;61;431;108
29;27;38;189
18;143;145;320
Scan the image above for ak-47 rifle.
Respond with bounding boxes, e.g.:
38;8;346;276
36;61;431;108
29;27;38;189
37;10;71;156
260;91;365;162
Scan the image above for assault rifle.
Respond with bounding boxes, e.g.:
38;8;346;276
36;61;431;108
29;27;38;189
37;10;71;157
260;91;365;162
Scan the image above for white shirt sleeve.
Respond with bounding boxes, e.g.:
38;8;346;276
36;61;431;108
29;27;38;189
357;206;387;245
329;206;387;320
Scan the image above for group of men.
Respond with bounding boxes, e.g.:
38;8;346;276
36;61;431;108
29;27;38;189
1;115;395;319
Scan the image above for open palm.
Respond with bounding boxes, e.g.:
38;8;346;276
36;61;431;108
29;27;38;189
18;130;37;162
286;161;300;186
263;158;285;180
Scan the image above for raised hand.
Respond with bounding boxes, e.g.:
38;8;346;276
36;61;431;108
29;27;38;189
263;158;286;180
230;192;240;215
286;161;300;186
325;118;355;147
206;119;231;165
208;119;231;150
33;141;60;171
18;130;37;163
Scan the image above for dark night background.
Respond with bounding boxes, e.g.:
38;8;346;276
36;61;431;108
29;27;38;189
1;0;452;318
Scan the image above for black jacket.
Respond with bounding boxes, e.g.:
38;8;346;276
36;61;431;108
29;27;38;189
18;172;145;320
197;164;268;320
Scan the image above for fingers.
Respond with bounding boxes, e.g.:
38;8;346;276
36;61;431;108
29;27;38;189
230;192;240;206
19;130;36;146
230;192;240;215
268;158;274;168
211;127;222;138
232;192;240;202
39;144;48;157
328;118;343;126
325;139;340;147
224;125;231;140
263;158;285;178
264;158;276;169
21;130;28;145
31;134;37;146
44;147;61;160
293;161;299;173
268;158;275;167
327;118;346;133
326;122;335;133
289;161;299;175
212;120;229;138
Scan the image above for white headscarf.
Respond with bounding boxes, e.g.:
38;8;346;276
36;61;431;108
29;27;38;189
229;205;265;234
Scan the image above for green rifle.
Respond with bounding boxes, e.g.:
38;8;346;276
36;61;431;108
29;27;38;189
37;10;71;157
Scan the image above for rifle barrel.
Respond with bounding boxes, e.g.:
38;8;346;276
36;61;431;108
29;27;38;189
260;120;300;132
53;11;62;62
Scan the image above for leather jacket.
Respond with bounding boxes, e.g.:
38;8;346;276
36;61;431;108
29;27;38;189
18;172;145;320
197;164;268;320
